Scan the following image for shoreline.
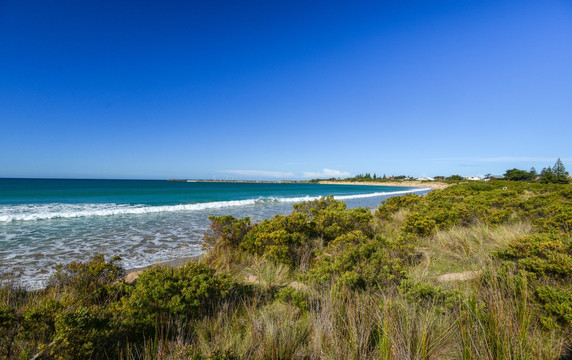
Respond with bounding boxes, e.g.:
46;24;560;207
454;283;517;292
123;182;442;282
318;180;449;190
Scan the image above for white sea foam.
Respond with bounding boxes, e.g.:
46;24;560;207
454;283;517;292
0;188;430;223
0;187;432;288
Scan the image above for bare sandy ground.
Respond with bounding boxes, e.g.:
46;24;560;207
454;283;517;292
318;180;449;190
437;270;482;282
124;255;201;283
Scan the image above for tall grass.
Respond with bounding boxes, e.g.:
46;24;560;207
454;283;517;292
412;221;532;278
457;267;564;359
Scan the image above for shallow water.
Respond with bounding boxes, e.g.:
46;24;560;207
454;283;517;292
0;179;430;288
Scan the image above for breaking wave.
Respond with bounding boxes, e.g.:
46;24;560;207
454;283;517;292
0;188;430;223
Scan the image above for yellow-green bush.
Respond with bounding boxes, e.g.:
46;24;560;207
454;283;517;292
307;232;413;289
496;233;572;277
121;262;240;330
241;196;373;266
47;254;125;306
535;285;572;327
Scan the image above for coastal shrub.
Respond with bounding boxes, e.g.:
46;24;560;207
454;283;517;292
17;298;61;357
307;232;413;289
535;285;572;327
241;196;373;266
47;254;125;305
122;262;237;328
51;305;116;360
375;193;420;220
532;203;572;233
401;212;437;237
393;182;554;238
241;215;309;265
274;287;308;311
203;215;252;251
0;304;19;358
292;195;373;243
399;280;460;308
496;233;572;277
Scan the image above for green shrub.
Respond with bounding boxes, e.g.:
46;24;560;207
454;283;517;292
535;285;572;327
203;215;252;251
399;280;460;308
0;304;19;358
532;203;572;233
401;213;437;237
20;298;61;351
51;305;116;360
47;254;125;305
122;262;237;327
308;233;413;289
375;193;421;220
496;233;572;277
275;287;309;311
241;196;373;266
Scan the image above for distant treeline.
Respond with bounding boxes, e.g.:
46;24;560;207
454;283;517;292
504;158;570;184
309;158;570;184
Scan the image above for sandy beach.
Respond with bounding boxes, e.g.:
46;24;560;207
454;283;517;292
318;180;449;190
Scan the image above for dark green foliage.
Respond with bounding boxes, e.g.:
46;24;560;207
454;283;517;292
275;287;308;310
122;262;237;325
20;298;61;352
47;254;125;305
504;168;534;181
540;167;556;184
203;215;251;251
530;167;538;178
51;305;116;360
293;196;373;243
241;212;312;265
552;158;570;183
535;285;572;327
540;158;570;184
0;304;19;358
399;280;460;308
445;174;463;181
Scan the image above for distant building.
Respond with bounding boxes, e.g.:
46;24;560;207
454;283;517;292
463;176;483;181
416;177;435;181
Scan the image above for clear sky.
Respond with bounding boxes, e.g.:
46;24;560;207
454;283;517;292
1;0;571;180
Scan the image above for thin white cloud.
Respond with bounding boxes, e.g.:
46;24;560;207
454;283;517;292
302;168;351;179
222;169;296;178
433;156;572;163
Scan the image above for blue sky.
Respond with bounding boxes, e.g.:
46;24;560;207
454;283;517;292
1;0;571;180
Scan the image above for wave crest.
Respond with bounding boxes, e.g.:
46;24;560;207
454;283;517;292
0;188;430;222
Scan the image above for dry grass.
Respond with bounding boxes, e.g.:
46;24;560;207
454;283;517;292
457;267;566;360
411;221;532;280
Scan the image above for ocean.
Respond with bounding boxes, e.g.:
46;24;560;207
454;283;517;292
0;179;430;288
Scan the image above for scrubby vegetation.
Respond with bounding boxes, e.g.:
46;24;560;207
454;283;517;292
1;181;571;359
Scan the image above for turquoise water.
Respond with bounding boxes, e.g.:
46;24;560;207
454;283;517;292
0;179;430;288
